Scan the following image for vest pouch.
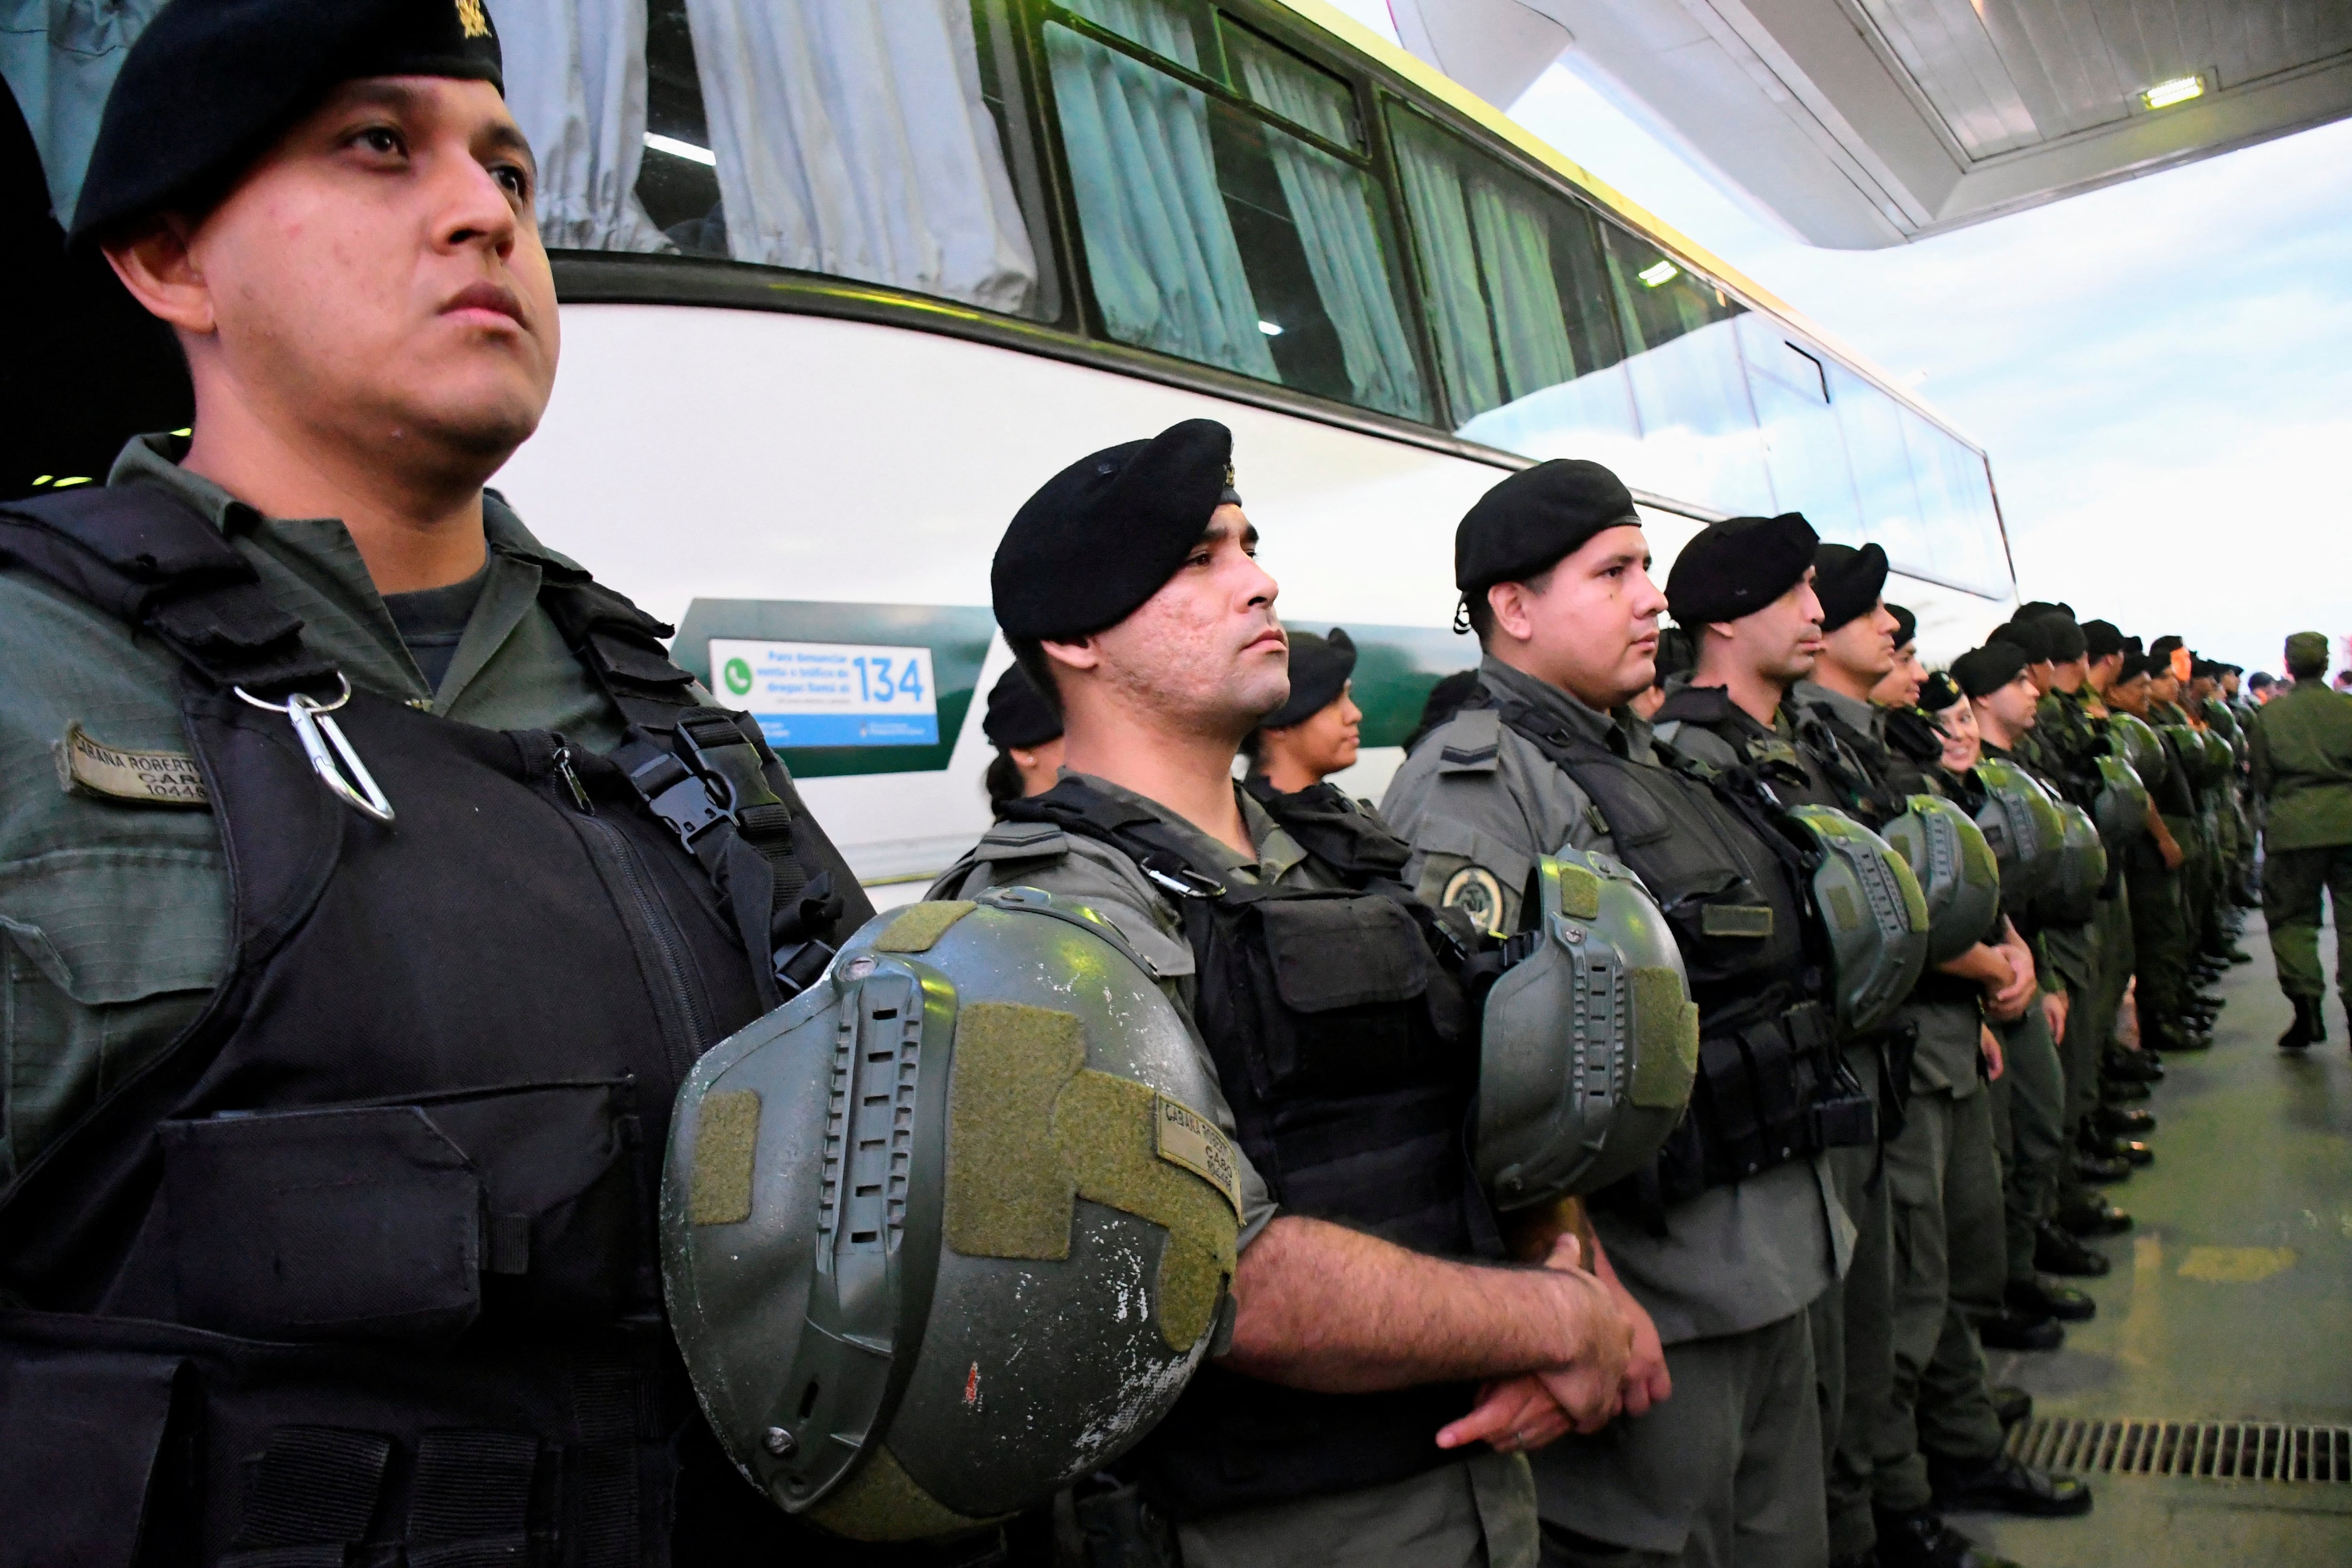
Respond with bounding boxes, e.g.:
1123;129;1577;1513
159;1082;645;1344
1253;896;1434;1095
0;1340;190;1567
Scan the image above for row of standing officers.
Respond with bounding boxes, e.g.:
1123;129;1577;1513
3;2;2332;1566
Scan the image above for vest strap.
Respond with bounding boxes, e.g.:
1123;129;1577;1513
226;1425;392;1559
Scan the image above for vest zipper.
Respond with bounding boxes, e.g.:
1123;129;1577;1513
551;743;712;1077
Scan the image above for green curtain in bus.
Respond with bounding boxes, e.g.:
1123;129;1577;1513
1468;182;1578;402
1046;15;1277;381
1391;115;1581;426
1391;125;1503;420
1230;39;1426;420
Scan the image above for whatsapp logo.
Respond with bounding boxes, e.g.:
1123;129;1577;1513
722;657;753;696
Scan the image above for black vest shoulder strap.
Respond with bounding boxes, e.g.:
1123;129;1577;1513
0;485;337;698
1237;777;1412;886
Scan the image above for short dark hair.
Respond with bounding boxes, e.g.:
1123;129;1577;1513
984;749;1025;813
1464;565;1557;648
1006;636;1063;717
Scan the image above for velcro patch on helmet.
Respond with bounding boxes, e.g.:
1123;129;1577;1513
941;1004;1240;1352
1627;968;1700;1111
874;901;977;953
1700;904;1774;938
806;1439;996;1542
944;1003;1086;1260
1053;1073;1240;1352
1555;861;1603;921
687;1090;762;1225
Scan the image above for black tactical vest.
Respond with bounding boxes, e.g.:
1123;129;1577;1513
997;778;1494;1520
0;486;887;1567
1466;688;1864;1210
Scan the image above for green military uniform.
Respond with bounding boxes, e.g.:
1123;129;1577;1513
2249;666;2352;1024
2024;686;2117;1180
2153;698;2223;964
1652;684;1894;1561
932;774;1540;1568
1780;682;2013;1536
0;436;673;1181
2129;717;2201;1051
1383;658;1840;1568
1978;739;2082;1296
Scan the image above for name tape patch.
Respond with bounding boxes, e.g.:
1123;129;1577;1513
1154;1094;1243;1221
54;722;209;808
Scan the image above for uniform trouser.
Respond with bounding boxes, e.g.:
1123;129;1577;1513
2262;842;2352;1009
2194;813;2230;954
1812;1047;1894;1559
1534;1311;1825;1568
2130;830;2194;1043
2234;795;2262;904
2041;919;2104;1206
1178;1450;1538;1568
2092;881;2136;1066
1987;1005;2066;1288
1876;1085;2007;1514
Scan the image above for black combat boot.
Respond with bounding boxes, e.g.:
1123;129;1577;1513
2279;996;2319;1051
2055;1194;2132;1236
1993;1385;2034;1429
1979;1308;2064;1351
1873;1508;2022;1568
2097;1104;2155;1135
2106;1049;2164;1082
1928;1450;2094;1517
2036;1218;2112;1274
2079;1130;2153;1166
2009;1276;2095;1322
2073;1149;2131;1185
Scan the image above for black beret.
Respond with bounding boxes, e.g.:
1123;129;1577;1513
1653;624;1696;686
1919;670;1963;714
2034;614;2086;661
2015;600;2074;621
993;420;1236;641
1813;541;1890;632
2124;635;2145;656
71;0;505;246
1887;603;1917;648
1997;617;2054;664
2116;652;2156;683
2149;634;2185;662
1665;513;1819;627
1260;628;1356;731
2081;619;2125;660
980;664;1062;750
1953;643;2029;698
1455;460;1639;594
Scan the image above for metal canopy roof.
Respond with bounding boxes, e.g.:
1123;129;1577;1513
1384;0;2352;247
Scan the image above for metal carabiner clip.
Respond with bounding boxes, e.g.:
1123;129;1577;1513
235;674;396;823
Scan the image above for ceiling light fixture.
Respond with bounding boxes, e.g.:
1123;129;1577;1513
1638;260;1679;287
2140;75;2204;110
644;132;717;166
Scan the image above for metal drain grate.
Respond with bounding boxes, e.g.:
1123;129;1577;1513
2008;1418;2352;1481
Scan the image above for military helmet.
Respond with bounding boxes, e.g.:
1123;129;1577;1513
2201;696;2239;743
2034;801;2108;926
1880;795;2003;966
2091;754;2149;856
1783;805;1931;1036
663;890;1243;1540
2199;725;2236;780
2165;724;2219;788
2106;712;2166;793
1476;851;1698;1209
1971;757;2067;911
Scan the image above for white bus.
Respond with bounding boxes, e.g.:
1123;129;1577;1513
8;0;2020;905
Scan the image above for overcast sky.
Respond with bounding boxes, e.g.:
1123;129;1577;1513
1316;1;2351;679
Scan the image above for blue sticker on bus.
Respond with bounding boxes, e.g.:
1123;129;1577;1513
709;637;940;748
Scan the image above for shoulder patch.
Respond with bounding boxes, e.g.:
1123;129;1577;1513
1439;866;1506;934
53;722;209;808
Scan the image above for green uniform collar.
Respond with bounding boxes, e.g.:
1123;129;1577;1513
103;432;585;709
1055;770;1311;886
1478;653;1649;756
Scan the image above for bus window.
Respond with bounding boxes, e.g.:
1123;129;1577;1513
1597;226;1774;515
1385;105;1634;452
1739;316;1863;544
496;0;1043;316
1827;361;1931;574
1901;411;2010;595
1041;4;1429;419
